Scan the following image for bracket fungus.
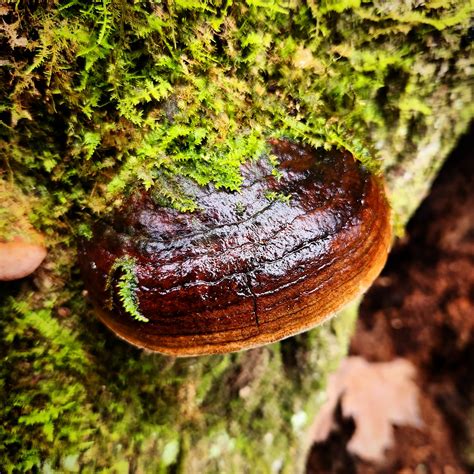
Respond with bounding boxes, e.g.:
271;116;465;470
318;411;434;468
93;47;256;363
79;140;391;356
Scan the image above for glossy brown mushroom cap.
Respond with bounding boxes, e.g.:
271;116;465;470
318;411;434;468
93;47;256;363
79;140;391;356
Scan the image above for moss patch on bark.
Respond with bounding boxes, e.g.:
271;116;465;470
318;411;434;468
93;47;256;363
0;0;472;472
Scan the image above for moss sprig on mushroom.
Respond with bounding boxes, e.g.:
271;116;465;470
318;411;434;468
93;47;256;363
105;255;149;323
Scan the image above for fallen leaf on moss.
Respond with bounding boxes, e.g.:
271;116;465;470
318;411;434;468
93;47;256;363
311;356;422;462
0;236;47;281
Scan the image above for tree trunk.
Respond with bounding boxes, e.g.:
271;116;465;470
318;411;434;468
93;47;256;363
0;1;471;472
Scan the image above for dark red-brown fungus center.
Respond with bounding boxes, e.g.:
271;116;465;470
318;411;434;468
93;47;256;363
79;139;391;356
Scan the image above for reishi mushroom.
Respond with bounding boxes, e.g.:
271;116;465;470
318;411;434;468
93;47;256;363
78;139;391;356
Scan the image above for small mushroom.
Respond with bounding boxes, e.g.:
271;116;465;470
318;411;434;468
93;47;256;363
0;235;47;281
79;140;391;356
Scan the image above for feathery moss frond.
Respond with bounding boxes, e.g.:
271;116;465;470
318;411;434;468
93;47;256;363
107;256;149;323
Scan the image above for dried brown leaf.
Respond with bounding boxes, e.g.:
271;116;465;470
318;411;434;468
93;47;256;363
311;357;422;462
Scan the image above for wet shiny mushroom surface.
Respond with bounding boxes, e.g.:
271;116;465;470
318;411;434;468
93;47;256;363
79;139;391;356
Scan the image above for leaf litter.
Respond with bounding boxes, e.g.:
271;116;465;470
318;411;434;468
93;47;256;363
311;356;422;462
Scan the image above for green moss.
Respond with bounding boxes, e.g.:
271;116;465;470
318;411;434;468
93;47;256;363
1;0;471;227
0;179;44;242
106;256;149;323
0;0;472;471
264;190;291;204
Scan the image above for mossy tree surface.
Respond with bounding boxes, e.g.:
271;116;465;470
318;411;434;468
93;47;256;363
0;1;472;472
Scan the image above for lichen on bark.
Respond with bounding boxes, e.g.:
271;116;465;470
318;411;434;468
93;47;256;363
0;0;472;472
